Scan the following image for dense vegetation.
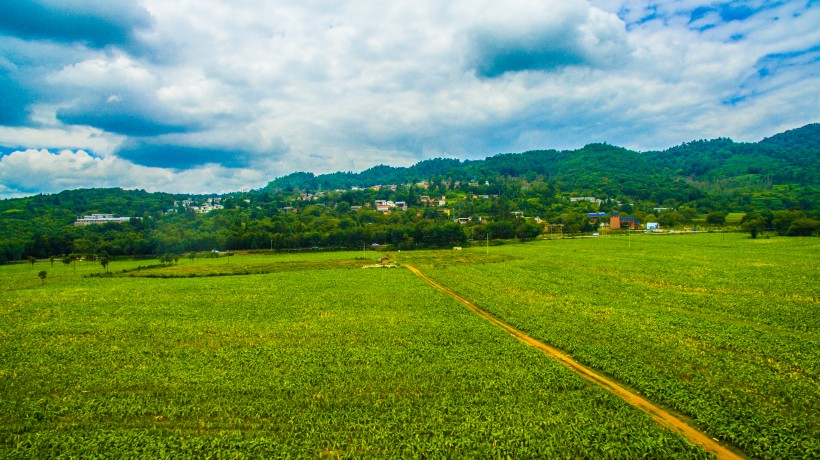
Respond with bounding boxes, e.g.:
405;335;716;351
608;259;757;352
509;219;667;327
0;124;817;262
1;250;710;458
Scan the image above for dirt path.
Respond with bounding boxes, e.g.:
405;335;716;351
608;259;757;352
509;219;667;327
404;264;745;460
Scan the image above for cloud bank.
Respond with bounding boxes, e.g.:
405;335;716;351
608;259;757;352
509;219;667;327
0;0;817;198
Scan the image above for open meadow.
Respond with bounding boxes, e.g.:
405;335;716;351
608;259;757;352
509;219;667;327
396;232;820;458
1;233;818;458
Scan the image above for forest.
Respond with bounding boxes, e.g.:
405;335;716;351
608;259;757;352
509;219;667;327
0;124;817;262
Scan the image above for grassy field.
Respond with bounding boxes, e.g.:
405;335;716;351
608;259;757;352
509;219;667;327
1;251;708;458
2;234;817;458
395;233;819;459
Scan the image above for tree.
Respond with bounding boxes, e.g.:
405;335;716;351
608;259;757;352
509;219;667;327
786;217;820;236
49;256;55;267
741;213;769;239
187;252;196;262
28;256;36;268
100;256;110;273
38;270;47;284
705;211;726;225
73;238;95;257
62;255;76;274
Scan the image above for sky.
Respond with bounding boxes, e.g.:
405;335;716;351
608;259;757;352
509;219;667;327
0;0;817;198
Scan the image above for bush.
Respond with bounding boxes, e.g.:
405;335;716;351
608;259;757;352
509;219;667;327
786;218;820;236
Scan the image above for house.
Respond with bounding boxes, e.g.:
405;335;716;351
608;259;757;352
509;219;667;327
570;196;602;205
610;213;640;230
199;202;224;213
74;214;134;226
374;200;405;213
620;217;640;229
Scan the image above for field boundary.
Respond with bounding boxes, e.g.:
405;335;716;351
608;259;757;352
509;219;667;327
404;264;745;460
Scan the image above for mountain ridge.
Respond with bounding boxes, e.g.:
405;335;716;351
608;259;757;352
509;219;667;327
266;123;819;194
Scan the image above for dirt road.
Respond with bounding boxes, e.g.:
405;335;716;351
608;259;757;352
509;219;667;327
404;264;744;460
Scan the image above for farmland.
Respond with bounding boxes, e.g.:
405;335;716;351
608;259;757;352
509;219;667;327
1;233;817;458
1;251;706;458
397;233;819;459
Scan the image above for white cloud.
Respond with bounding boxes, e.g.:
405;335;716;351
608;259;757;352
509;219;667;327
0;125;119;153
0;149;268;199
0;0;817;195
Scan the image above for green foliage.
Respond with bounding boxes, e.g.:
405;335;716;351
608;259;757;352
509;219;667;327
37;270;46;284
705;211;727;225
0;251;708;458
0;125;817;263
409;234;820;459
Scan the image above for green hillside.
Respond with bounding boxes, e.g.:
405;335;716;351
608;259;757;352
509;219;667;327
267;124;819;195
0;124;817;261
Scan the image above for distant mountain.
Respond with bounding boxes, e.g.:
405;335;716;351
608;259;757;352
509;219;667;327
644;123;819;185
265;123;819;200
0;124;816;262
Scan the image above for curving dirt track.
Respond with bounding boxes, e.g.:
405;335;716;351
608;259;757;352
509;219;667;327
404;264;745;460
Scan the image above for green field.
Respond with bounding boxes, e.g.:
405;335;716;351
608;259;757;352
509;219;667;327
396;233;820;458
1;234;818;458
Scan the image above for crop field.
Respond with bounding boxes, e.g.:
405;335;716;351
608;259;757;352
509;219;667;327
396;233;819;459
1;251;708;458
1;233;817;458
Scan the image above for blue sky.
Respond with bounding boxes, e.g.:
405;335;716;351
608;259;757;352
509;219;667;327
0;0;817;198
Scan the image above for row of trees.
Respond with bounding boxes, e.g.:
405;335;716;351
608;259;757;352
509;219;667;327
7;202;817;264
1;131;818;262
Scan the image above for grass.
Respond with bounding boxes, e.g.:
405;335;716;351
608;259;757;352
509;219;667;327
0;249;708;458
724;212;745;224
394;233;819;458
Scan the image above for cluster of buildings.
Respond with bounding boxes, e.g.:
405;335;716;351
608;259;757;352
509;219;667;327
571;196;623;207
298;191;328;201
375;200;408;213
173;197;224;213
74;214;136;226
420;195;447;206
587;212;650;230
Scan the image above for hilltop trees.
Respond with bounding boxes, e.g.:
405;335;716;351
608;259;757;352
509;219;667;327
0;125;817;263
